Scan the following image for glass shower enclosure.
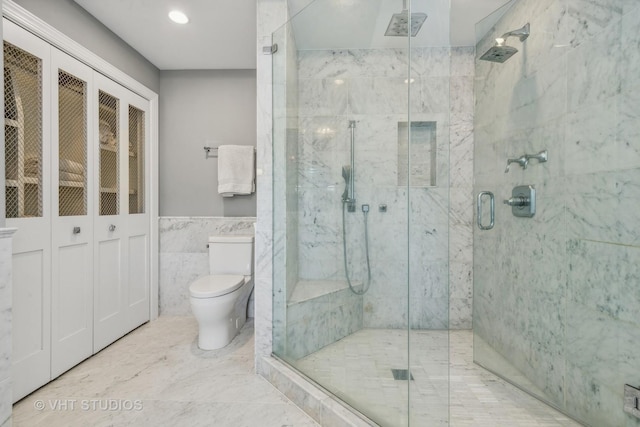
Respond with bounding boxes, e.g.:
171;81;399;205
271;0;453;425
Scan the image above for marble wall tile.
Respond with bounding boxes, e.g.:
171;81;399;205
566;16;622;112
566;0;625;48
473;0;640;425
158;217;256;316
0;229;16;427
450;47;475;77
293;47;475;330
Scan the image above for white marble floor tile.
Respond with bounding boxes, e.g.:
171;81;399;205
12;317;318;427
293;329;582;427
12;317;582;426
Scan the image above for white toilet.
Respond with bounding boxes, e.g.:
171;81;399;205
189;234;254;350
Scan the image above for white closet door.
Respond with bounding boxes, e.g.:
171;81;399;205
50;48;94;378
4;20;52;402
124;92;150;330
93;73;128;352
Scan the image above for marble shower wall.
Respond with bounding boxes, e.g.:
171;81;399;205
158;217;256;316
473;1;640;426
296;46;475;329
272;18;300;357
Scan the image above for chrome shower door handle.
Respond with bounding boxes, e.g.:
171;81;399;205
477;191;495;230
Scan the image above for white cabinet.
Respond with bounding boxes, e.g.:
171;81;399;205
4;19;153;401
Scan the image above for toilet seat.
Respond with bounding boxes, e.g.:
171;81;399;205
189;275;245;298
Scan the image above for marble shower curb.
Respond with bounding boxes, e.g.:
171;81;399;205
258;356;375;427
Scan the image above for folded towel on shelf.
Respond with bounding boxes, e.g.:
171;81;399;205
24;157;39;176
99;119;116;146
217;145;255;197
59;158;85;175
59;171;84;183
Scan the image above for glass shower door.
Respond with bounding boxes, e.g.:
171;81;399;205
271;0;452;425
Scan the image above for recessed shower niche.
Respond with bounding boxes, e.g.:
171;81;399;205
397;121;437;187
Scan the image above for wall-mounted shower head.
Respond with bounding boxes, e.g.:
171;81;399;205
480;44;519;63
501;23;530;43
480;23;530;63
385;0;427;37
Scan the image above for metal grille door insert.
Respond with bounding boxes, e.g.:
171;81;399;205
4;41;43;218
58;70;87;216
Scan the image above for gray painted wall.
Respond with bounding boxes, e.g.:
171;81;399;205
13;0;160;93
159;70;257;217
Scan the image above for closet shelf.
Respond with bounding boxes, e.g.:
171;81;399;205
59;180;84;188
100;143;135;156
5;118;19;128
101;187;136;194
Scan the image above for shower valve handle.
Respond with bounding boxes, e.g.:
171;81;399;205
504;196;530;207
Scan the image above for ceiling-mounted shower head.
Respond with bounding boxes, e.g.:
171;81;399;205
479;23;530;63
385;0;427;37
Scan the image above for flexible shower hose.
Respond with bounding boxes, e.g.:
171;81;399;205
342;201;372;295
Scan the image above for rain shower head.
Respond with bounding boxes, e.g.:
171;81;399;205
385;0;427;37
480;23;530;63
479;44;518;63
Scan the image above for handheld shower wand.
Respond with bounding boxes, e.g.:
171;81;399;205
341;120;371;295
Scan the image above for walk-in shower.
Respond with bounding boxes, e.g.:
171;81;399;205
270;0;640;425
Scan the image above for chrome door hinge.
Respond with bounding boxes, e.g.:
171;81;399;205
263;44;278;55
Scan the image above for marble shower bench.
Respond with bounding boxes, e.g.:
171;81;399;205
286;280;363;359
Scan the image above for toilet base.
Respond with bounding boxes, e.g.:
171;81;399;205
190;279;253;350
198;319;239;350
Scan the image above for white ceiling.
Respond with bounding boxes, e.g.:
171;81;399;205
73;0;513;70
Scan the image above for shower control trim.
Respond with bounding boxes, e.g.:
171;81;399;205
504;185;536;217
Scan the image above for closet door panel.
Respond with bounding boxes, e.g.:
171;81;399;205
93;73;127;352
127;233;148;328
94;238;123;351
125;94;150;330
50;48;94;378
11;250;49;401
4;19;52;402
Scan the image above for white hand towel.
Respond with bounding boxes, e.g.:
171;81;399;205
217;145;255;197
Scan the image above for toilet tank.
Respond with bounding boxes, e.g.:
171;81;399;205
208;235;254;275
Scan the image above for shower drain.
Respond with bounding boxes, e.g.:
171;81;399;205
391;369;414;381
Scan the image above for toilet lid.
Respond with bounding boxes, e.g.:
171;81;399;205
189;275;245;298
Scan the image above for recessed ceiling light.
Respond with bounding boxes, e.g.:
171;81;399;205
168;10;189;24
